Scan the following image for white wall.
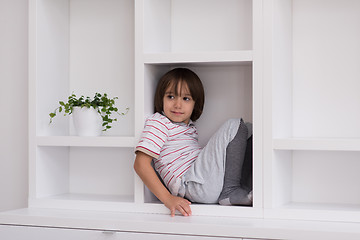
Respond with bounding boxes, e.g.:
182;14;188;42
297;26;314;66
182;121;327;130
0;0;28;211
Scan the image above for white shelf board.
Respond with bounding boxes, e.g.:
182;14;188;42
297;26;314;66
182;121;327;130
143;51;252;65
273;138;360;151
28;194;135;212
2;208;360;240
265;202;360;223
29;195;262;218
36;136;136;147
143;202;262;218
47;193;134;202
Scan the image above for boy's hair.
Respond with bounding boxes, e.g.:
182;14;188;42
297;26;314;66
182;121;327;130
154;68;205;122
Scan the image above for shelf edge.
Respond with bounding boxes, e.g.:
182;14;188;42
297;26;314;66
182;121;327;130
36;136;137;148
273;138;360;151
143;51;253;64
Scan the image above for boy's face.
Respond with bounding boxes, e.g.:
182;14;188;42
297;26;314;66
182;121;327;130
163;81;195;124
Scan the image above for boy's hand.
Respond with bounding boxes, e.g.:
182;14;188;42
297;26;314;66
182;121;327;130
134;152;192;217
164;195;192;217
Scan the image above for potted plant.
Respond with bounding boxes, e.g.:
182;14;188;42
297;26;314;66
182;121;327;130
49;92;129;136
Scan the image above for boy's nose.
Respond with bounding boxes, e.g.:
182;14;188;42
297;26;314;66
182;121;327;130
174;98;181;108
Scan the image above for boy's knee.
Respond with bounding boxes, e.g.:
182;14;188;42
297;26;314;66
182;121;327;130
225;118;241;125
225;119;252;139
223;118;242;131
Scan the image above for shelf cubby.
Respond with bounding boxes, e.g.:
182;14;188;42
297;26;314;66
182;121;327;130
142;0;253;53
29;146;135;210
33;0;135;137
137;60;262;217
142;63;253;147
270;0;360;140
266;149;360;222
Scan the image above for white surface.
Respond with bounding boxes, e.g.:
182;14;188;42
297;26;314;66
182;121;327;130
263;0;360;222
35;0;70;136
292;0;360;138
143;0;252;52
273;138;360;151
143;51;252;64
2;208;360;240
0;0;28;212
265;202;360;222
0;224;236;240
171;0;252;52
36;136;136;147
68;0;134;137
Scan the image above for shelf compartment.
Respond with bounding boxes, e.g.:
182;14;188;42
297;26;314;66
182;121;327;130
31;146;135;207
142;0;253;53
268;149;360;221
273;138;360;151
33;0;135;137
139;62;258;215
143;63;253;147
270;0;360;139
36;136;136;148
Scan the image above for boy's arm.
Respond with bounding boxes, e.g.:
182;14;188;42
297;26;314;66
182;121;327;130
134;151;192;217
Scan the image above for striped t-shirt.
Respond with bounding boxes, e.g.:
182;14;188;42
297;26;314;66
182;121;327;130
135;112;202;196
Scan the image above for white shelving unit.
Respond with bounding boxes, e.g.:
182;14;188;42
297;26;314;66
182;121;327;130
263;0;360;222
27;0;263;219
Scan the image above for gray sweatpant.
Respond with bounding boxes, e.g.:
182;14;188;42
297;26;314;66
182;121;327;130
178;119;249;203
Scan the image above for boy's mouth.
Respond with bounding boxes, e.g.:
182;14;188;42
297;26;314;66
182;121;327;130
171;111;183;115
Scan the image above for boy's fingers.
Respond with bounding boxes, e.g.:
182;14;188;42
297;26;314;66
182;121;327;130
170;208;176;217
176;205;188;216
183;204;192;216
166;197;192;217
178;202;192;216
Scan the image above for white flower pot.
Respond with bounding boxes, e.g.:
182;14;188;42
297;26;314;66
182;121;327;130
72;107;103;136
